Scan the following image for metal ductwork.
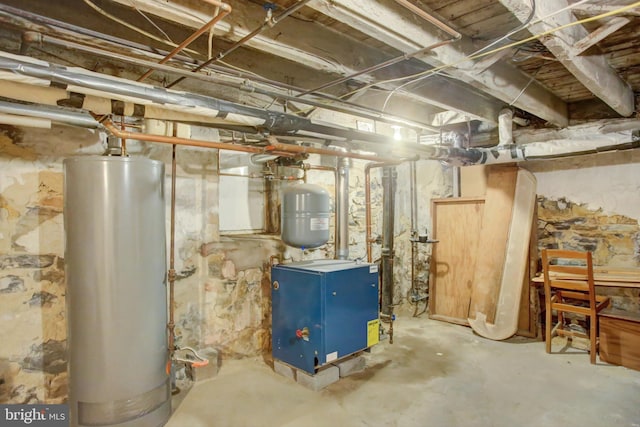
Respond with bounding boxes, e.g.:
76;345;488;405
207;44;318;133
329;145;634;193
0;99;98;128
0;51;414;147
336;157;350;260
0;51;638;165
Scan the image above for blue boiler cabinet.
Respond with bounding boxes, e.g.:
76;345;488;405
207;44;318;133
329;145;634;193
271;260;380;374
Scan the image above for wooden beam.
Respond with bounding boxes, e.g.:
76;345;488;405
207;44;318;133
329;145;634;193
500;0;635;117
341;88;443;124
572;17;631;55
308;0;569;127
107;0;504;124
461;117;639;147
513;118;640;145
568;98;621;123
571;5;640;17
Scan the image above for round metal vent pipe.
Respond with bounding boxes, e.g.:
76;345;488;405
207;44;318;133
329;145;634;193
336;157;350;260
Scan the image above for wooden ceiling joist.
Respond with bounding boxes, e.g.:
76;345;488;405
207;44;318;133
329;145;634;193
308;0;569;126
107;0;503;124
500;0;635;117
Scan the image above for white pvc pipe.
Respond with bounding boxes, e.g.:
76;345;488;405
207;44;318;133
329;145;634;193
498;108;514;146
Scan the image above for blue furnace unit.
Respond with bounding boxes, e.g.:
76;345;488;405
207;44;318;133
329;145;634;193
271;259;380;374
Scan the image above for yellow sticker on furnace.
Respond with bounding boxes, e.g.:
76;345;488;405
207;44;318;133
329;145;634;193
367;319;380;347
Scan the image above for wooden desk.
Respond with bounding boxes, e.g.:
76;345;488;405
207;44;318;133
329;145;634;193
531;266;640;339
599;309;640;371
531;267;640;288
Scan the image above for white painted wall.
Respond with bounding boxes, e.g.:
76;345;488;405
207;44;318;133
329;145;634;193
523;150;640;221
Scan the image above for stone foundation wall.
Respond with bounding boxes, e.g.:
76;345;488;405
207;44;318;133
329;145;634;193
524;152;640;313
0;124;450;403
0;125;102;404
536;196;640;312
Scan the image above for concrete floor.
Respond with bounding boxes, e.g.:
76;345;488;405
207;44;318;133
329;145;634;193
166;316;640;427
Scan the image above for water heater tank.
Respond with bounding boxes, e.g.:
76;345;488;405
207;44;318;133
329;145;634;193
281;183;330;248
64;156;170;427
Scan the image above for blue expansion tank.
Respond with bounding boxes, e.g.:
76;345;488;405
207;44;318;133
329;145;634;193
271;259;380;374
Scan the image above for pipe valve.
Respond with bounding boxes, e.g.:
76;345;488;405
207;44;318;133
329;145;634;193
295;327;310;341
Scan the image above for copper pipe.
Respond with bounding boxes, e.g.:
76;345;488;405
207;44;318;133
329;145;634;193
393;0;461;38
201;0;230;7
168;140;177;358
96;116;295;156
138;0;231;82
411;239;417;316
365;161;402;263
305;164;339;257
266;139;403;163
119;115;127;156
166;0;311;89
218;172;264;178
306;165;337;173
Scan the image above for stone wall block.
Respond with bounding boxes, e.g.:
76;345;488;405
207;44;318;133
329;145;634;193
537;195;640;311
0;275;25;293
25;291;57;307
21;340;67;375
0;255;55;269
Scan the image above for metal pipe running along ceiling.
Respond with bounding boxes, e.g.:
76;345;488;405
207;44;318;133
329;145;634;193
0;51;406;147
1;52;638;165
0;4;440;134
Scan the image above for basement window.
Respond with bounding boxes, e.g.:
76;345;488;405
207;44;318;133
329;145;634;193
218;151;266;233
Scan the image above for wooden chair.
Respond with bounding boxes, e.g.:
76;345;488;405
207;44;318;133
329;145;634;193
542;249;610;364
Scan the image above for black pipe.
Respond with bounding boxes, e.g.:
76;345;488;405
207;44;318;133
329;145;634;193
380;166;397;342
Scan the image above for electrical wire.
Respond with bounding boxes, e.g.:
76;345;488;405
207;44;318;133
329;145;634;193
174;346;209;367
332;0;640;111
471;0;537;57
82;0;199;54
217;59;264;79
126;0;177;46
208;6;220;59
342;0;638;113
